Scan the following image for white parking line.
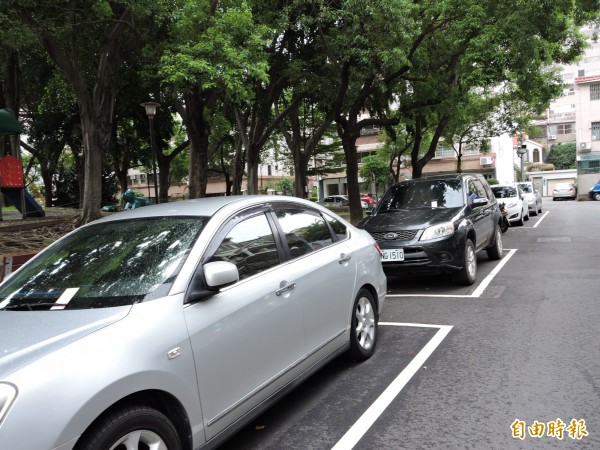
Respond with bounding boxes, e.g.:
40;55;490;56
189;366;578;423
331;323;453;450
532;211;549;228
386;248;517;299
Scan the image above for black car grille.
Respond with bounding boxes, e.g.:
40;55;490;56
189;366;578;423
370;230;418;242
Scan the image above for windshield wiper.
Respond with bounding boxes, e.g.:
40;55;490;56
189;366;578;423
2;303;70;311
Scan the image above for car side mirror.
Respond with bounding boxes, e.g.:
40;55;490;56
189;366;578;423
186;261;240;303
472;197;488;206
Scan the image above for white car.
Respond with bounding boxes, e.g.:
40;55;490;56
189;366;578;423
0;196;386;450
319;195;369;209
491;184;529;226
516;182;543;215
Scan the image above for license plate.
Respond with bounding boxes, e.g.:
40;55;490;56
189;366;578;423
381;248;404;261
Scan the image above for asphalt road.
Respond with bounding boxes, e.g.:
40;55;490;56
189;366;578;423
220;198;600;450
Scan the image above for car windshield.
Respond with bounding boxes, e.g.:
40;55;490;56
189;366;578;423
0;217;206;311
378;179;463;211
492;186;518;199
518;183;532;193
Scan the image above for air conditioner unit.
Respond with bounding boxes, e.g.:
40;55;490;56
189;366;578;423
480;157;494;165
579;142;591;152
548;135;556;140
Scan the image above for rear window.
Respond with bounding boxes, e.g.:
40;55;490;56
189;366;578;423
492;186;518;198
0;217;205;310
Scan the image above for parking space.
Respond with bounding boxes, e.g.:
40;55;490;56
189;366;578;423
220;207;560;450
220;323;450;450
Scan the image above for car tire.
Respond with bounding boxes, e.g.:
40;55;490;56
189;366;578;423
455;239;476;285
516;213;524;226
524;211;530;221
486;224;503;260
75;405;182;450
347;288;378;361
530;208;538;216
537;203;542;213
594;193;600;201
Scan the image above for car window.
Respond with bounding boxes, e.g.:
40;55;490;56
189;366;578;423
492;186;517;198
324;214;348;241
467;180;487;203
472;179;489;199
518;183;533;193
0;217;206;310
209;213;280;281
274;209;334;258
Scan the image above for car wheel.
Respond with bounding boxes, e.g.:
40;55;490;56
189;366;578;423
516;213;524;226
75;405;182;450
537;203;542;213
530;207;538;216
455;239;476;285
524;211;530;221
486;224;503;260
348;288;378;360
594;193;600;201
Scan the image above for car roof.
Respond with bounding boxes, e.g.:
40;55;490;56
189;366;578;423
91;195;320;224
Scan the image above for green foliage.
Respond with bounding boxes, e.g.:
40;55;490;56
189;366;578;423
264;178;294;195
160;0;271;101
546;143;577;170
359;155;390;194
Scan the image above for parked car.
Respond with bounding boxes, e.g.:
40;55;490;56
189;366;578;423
361;193;378;207
318;194;349;209
588;179;600;201
516;181;543;215
319;195;369;210
491;184;529;226
552;182;577;201
358;173;503;285
0;196;387;450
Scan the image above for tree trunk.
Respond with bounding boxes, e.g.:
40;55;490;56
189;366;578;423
232;133;245;195
78;112;110;223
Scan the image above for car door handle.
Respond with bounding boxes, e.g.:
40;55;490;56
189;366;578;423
339;253;352;264
276;282;296;296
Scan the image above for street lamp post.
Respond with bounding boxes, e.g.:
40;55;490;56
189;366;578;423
141;101;160;204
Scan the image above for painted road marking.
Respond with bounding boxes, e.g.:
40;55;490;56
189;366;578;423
332;322;453;450
532;211;549;228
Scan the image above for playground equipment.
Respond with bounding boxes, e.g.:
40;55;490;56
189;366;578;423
122;189;152;209
0;109;45;219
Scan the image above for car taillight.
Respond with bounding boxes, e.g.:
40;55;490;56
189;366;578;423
374;242;382;257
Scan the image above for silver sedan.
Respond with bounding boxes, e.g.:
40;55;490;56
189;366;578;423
0;196;386;450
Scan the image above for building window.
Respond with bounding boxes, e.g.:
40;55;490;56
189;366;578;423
548;124;576;135
435;144;455;158
591;83;600;101
592;122;600;141
578;159;600;174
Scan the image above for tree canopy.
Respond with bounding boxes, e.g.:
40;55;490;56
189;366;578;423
2;0;599;223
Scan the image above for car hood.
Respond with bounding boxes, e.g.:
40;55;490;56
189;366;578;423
360;207;463;231
0;308;130;378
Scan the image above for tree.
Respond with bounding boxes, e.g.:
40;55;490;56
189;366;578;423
9;1;139;223
546;143;576;170
161;0;271;198
359;155;389;197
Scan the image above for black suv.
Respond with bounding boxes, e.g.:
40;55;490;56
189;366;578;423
358;173;503;285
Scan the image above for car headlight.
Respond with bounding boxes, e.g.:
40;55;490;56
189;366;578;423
0;383;17;425
420;222;454;241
